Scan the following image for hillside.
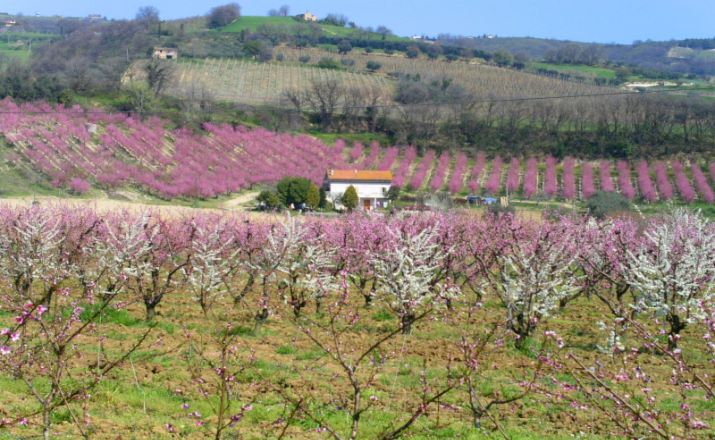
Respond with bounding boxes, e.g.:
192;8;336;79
127;58;392;106
219;15;410;42
439;35;715;76
134;45;612;108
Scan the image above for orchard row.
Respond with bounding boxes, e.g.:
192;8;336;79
1;100;713;203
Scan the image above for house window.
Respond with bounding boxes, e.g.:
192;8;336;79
382;187;387;194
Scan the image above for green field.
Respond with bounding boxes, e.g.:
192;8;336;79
220;16;410;42
0;42;30;61
532;62;617;79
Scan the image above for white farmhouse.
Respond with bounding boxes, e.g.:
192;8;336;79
325;169;393;210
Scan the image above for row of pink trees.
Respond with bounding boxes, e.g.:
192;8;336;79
523;158;539;198
2;100;714;203
448;152;468;193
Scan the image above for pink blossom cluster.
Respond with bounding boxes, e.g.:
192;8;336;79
484;156;503;195
671;161;696;202
521;158;537;198
599;161;615;192
392;146;417;187
448;152;468;193
378;146;399;171
653;162;674;201
582;162;595;199
429;153;451;191
468;152;487;193
562;158;577;200
690;164;714;203
543;157;558;196
616;161;635;200
410;150;436;190
360;141;381;169
505;158;521;194
349;142;364;162
635;161;657;202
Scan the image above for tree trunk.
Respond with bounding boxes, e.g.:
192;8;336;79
667;313;685;351
145;301;157;322
43;406;51;440
401;313;416;334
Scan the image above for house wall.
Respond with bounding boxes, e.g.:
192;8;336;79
328;181;390;201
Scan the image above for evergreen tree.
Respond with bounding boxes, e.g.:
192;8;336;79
343;185;359;211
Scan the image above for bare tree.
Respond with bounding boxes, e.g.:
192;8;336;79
135;6;160;31
145;59;175;97
303;79;344;130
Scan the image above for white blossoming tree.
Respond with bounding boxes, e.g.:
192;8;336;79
625;209;715;349
278;240;338;317
250;214;304;322
373;226;456;333
489;226;582;347
184;223;234;315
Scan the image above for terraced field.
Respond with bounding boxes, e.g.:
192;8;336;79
154;58;393;105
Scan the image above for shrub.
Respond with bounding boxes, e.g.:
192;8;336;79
257;190;282;210
298;55;311;64
276;177;314;207
586;191;631;219
337;40;352;55
366;61;382;72
317;57;342;70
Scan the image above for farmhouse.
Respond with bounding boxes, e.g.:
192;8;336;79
325;169;392;210
299;12;318;22
153;47;178;60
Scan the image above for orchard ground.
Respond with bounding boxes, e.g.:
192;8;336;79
1;265;709;439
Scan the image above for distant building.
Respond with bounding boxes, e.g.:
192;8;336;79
324;169;393;211
3;19;16;27
87;14;103;21
299;12;318;22
153;47;179;60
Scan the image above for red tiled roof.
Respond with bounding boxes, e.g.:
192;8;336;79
327;169;393;182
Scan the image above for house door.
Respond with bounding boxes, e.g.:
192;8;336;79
363;199;372;210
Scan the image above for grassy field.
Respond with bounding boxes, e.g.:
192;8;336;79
531;62;617;79
220;16;410;42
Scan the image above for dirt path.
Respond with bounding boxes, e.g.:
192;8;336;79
220;191;259;211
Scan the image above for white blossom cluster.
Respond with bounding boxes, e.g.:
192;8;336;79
278;241;337;302
184;225;232;309
0;214;66;295
89;213;156;297
373;226;456;317
496;237;581;330
626;209;715;322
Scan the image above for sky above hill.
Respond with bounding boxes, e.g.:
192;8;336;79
10;0;715;44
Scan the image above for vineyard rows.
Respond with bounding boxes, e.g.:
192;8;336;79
276;46;610;99
1;100;714;203
169;58;391;105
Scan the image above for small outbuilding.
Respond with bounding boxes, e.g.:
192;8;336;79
153;47;179;60
299;12;318;22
